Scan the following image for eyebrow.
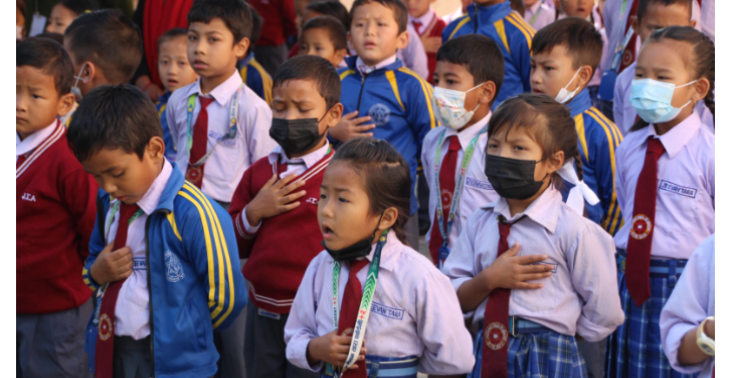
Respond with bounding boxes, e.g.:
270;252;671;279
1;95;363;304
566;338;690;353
101;166;121;174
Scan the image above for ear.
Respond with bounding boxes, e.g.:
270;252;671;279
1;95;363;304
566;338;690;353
347;31;352;48
629;15;639;32
377;207;398;231
546;150;565;174
692;77;711;103
57;93;76;117
85;62;96;83
690;19;697;29
575;65;593;89
478;81;497;106
234;37;251;60
395;29;409;50
325;103;344;127
146;136;166;162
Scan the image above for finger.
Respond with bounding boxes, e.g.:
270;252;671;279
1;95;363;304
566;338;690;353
351;132;374;139
514;253;549;265
514;282;544;290
518;272;553;282
352;116;372;125
281;191;307;204
279;202;301;212
102;242;115;253
353;124;376;133
110;247;132;260
276;173;300;188
516;264;555;274
501;243;521;257
281;179;306;194
261;173;278;189
344;110;359;119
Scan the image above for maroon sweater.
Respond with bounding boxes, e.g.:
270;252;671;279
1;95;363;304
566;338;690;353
16;122;98;314
229;150;333;313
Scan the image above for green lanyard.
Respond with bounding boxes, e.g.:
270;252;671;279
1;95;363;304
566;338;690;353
104;200;144;237
529;3;542;26
185;85;241;167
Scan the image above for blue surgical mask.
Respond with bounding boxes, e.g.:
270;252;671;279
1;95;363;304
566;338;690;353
630;78;697;124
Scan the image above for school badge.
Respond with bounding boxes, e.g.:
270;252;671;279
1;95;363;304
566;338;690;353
186;166;203;187
485;321;508;350
441;189;453;210
99;314;112;341
622;50;633;67
165;251;185;282
368;103;391;126
630;214;652;240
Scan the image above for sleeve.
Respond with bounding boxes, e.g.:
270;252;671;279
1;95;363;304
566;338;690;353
165;92;182;162
60;162;99;261
243;100;276;164
588;119;623;235
405;77;437;164
284;255;325;372
228;165;260;258
510;27;533;93
440;211;482;321
401;25;429;80
614;143;628;222
82;191;106;292
613;78;626;131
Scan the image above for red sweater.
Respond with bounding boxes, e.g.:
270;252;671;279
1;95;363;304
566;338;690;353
415;14;447;84
229;150;333;313
249;0;297;47
16;122;98;314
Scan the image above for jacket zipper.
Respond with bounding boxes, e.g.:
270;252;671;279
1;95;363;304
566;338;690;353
145;209;169;377
473;4;479;34
356;74;368;113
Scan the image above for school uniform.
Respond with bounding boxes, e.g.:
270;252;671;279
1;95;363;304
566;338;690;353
239;54;274;106
285;231;475;376
16;120;97;378
166;70;276;204
443;1;535;108
409;10;447;84
524;0;555;31
605;111;714;378
155;91;176;161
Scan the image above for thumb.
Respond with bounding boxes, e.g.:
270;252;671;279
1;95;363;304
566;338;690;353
504;242;520;256
262;173;278;189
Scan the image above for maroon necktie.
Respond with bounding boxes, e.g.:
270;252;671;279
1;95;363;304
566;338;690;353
481;216;512;378
618;0;640;74
338;259;369;378
429;136;461;264
185;97;214;188
412;20;423;36
626;137;665;306
95;203;140;378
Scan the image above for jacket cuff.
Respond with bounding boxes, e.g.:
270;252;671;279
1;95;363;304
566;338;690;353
82;266;100;291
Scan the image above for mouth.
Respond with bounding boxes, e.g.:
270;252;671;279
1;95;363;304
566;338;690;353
321;223;335;239
192;60;208;70
16;117;27;124
532;88;544;95
363;41;377;49
115;195;129;203
167;79;179;87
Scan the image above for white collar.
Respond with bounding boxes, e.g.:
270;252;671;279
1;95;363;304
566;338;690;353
409;10;435;32
356;55;397;76
268;140;331;168
17;120;58;157
189;70;243;107
135;159;174;215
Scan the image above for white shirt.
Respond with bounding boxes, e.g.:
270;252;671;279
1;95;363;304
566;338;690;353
660;234;715;378
106;160;173;339
409;10;435;35
284;232;475;375
167;71;275;203
442;186;625;342
443;6;465;26
356;55;398;76
16;120;57;161
524;1;555;31
613;112;714;259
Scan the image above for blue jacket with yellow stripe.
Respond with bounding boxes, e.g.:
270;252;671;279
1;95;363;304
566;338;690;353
155;91;177;162
338;56;437;215
442;1;534;108
568;89;623;235
82;162;246;378
238;54;273;106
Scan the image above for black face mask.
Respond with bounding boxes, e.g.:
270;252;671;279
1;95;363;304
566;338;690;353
321;213;384;261
269;115;327;157
485;155;548;200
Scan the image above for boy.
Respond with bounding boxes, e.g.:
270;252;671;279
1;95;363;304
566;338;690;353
298;16;348;67
250;0;297;75
229;55;342;378
524;0;555;30
405;0;447;84
69;84;246;378
422;34;503;265
16;37;97;378
442;0;535;108
156;28;199;161
334;0;437;248
239;6;274;106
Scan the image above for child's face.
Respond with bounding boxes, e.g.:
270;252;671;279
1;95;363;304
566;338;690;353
299;28;347;67
188;18;248;80
530;44;589;100
404;0;433;19
16;66;74;139
46;4;77;35
433;61;492;122
558;0;592;19
158;37;199;93
302;10;323;26
349;2;408;66
632;3;694;43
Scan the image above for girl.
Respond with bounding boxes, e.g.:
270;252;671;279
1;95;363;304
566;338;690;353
605;26;715;378
284;138;475;377
45;0;99;35
442;94;624;378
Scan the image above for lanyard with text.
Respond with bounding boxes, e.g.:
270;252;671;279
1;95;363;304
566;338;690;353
185;86;241;167
104;200;144;237
328;230;388;377
433;128;485;267
609;0;633;71
529;4;541;26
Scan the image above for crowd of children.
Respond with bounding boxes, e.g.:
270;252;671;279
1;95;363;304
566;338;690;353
16;0;716;377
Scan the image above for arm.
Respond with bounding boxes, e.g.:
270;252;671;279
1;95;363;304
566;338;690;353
511;30;533;93
589;121;623;235
401;25;429;80
60;163;99;260
613;78;626;132
405;78;437;162
228;165;259;258
82;191;106;291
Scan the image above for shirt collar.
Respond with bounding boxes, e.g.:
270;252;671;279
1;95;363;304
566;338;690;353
487;185;561;234
268;140;331;168
409;10;435;30
646;111;702;159
356;55;397;76
16;119;58;157
525;1;541;17
136;159;174;215
443;111;491;147
567;89;592;117
192;70;243;107
363;231;402;271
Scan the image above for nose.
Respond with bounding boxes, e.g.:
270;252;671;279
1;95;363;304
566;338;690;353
319;196;335;219
99;179;117;195
16;93;27;113
364;20;376;36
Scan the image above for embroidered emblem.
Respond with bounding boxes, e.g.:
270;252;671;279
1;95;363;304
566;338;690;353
659;180;698;198
465;177;494;190
485;321;508;350
371;302;404;320
630;214;652;240
368;103;391;126
622;50;633;67
99;314;112;341
21;193;36;202
441;189;453;210
165;251;185;282
186;166;203;186
306;197;319;205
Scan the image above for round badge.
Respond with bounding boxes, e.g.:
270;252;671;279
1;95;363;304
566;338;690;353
441;189;453;210
341;328;354;338
630;214;652;240
186;166;202;185
484;321;508;350
622;50;633;66
99;313;113;341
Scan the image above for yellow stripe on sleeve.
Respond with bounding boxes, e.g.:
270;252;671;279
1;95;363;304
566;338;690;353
158;103;167;118
397;67;436;129
505;14;534;49
585;110;622;235
575;114;589;164
385;71;405;111
508;12;536;38
340;69;356;81
239;65;248;85
448;16;471;40
166;211;182;241
494;20;511;55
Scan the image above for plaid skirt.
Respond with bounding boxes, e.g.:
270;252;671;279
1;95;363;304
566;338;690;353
469;328;587;378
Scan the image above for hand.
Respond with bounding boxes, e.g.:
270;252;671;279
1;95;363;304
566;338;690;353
478;243;554;291
328;111;376;142
704;318;715;340
421;36;442;54
89;243;133;285
245;173;307;226
135;75;164;102
307;331;367;367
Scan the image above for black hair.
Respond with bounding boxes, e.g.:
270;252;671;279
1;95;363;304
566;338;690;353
436;34;505;105
531;17;603;79
247;6;262;56
65;9;142;84
58;0;100;16
272;55;341;109
302;16;349;51
16;37;74;95
331;138;411;245
34;32;64;45
188;0;253;44
67;84;163;162
350;0;408;34
157;28;188;52
306;1;350;29
637;0;692;23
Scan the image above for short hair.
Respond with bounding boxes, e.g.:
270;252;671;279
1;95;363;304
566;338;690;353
306;1;349;29
248;6;262;55
531;17;603;77
16;38;74;95
637;0;692;22
58;0;99;16
157;28;188;52
65;9;142;84
436;35;505;105
272;55;341;109
350;0;408;34
67;84;163;162
34;32;64;44
188;0;253;44
302;16;348;51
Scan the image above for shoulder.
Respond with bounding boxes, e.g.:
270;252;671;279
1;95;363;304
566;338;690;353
503;11;536;44
423;126;447;149
394;67;432;93
583;107;621;142
167;82;196;108
616;63;635;89
444;14;471;39
393;244;451;288
238;84;270;113
174;183;228;227
616;127;646;156
554;202;612;244
338;66;357;81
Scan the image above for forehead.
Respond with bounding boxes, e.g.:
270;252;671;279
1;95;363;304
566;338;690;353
81;147;139;172
16;65;57;90
322;161;368;192
637;39;691;71
301;27;332;42
532;44;572;63
352;2;397;20
435;61;475;78
159;36;187;52
189;18;233;36
273;79;325;102
642;2;692;26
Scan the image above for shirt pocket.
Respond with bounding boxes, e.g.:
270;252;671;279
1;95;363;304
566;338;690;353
656;179;699;228
510;260;559;313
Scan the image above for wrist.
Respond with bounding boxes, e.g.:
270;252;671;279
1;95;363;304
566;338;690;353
480;265;496;292
245;206;262;227
89;262;107;286
306;338;322;366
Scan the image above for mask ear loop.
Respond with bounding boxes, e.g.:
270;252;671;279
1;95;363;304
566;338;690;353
370;211;386;241
674;80;699;109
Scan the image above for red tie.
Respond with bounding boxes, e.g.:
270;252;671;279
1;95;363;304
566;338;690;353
429;136;461;264
481;216;512;378
338;259;370;378
412;20;423;36
626;137;665;306
618;0;640;74
185;97;214;188
95;203;140;378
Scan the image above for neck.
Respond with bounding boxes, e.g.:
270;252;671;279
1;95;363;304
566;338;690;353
655;106;693;135
17;131;31;141
506;177;550;215
200;66;236;94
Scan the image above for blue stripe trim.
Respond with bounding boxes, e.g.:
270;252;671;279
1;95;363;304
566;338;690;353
365;355;418;378
616;249;687;277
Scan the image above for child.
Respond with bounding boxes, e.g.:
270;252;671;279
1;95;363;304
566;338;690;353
45;0;99;34
68;84;246;378
422;34;504;265
16;37;97;378
229;55;343;378
442;0;535;108
405;0;447;84
442;94;624;378
249;0;297;75
156;28;199;162
166;0;275;208
299;16;349;67
239;6;274;105
605;26;715;378
284;138;475;376
334;0;437;248
523;0;555;30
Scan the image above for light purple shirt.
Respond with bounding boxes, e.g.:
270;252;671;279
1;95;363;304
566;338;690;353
398;24;429;79
660;234;715;378
524;1;555;31
442;186;625;342
613;112;714;258
284;232;475;375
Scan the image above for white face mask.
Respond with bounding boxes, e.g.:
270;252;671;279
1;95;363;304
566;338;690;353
432;83;485;130
554;68;583;104
71;62;89;101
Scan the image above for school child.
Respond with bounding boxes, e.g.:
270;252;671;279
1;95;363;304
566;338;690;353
605;26;715;378
299;16;349;68
523;0;555;30
238;6;274;106
68;84;246;378
16;37;98;378
405;0;447;84
229;55;343;378
45;0;99;34
249;0;297;75
284;138;475;377
422;34;504;265
442;94;624;378
156;28;199;162
166;0;275;208
442;0;535;108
